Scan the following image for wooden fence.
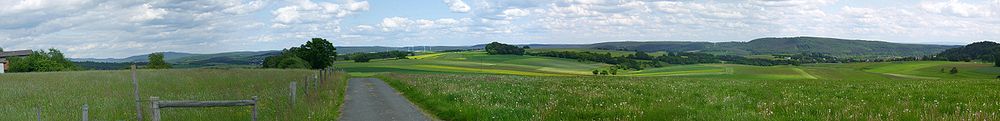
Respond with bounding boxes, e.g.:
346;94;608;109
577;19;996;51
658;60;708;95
149;96;259;121
36;67;340;120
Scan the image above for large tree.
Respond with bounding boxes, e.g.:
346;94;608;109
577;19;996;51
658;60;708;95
146;52;172;69
263;38;337;69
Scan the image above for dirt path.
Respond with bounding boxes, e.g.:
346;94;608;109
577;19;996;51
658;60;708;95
339;78;432;121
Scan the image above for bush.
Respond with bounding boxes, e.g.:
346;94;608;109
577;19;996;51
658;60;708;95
7;49;78;72
278;56;311;69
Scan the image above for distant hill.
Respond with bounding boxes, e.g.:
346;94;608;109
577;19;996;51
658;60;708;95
585;37;959;57
71;51;280;69
936;41;1000;61
70;52;198;63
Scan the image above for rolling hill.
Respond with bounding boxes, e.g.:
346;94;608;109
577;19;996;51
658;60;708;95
70;52;198;63
586;37;959;57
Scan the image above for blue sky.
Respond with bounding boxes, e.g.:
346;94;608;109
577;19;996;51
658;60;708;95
0;0;998;58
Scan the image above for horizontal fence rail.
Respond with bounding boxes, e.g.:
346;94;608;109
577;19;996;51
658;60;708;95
151;96;258;121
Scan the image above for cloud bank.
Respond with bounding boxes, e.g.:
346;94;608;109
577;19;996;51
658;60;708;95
0;0;997;58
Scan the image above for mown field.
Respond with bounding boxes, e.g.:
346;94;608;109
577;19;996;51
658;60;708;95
378;73;1000;120
0;69;347;120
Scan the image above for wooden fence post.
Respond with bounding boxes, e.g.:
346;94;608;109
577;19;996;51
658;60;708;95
131;65;144;121
35;106;41;121
313;74;319;90
289;81;297;119
318;70;322;89
252;96;258;121
303;76;309;95
151;97;160;121
289;82;297;105
82;104;88;121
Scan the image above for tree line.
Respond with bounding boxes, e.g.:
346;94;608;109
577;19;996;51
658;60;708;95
527;51;825;70
345;51;414;62
485;42;528;55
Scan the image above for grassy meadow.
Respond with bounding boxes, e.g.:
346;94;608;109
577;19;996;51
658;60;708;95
0;69;347;121
333;51;1000;120
378;73;1000;120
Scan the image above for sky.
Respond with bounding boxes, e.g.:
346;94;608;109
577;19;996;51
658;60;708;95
0;0;999;58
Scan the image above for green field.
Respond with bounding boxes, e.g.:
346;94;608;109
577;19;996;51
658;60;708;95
0;69;347;120
378;73;1000;120
338;52;610;76
333;51;1000;120
339;51;1000;80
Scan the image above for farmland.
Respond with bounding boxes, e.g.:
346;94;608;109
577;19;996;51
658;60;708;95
332;51;1000;120
338;51;1000;80
377;73;1000;120
0;69;347;120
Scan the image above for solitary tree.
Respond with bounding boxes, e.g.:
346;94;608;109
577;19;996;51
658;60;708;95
610;69;618;75
592;70;599;75
147;52;171;69
600;70;609;75
294;38;337;69
949;67;959;75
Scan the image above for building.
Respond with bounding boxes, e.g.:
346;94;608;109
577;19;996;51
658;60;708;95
0;50;33;73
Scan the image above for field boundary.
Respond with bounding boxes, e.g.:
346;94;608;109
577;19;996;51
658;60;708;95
792;68;818;79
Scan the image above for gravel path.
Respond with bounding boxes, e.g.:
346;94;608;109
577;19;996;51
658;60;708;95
339;78;432;121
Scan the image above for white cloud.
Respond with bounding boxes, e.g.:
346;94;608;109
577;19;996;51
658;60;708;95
273;0;370;24
380;17;410;31
919;0;994;17
129;4;168;22
444;0;472;13
500;8;530;19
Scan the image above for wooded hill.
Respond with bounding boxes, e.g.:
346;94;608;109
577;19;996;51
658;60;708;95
935;41;1000;62
588;37;959;57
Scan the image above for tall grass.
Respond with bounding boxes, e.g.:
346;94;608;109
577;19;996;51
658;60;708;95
379;73;1000;120
0;69;348;120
